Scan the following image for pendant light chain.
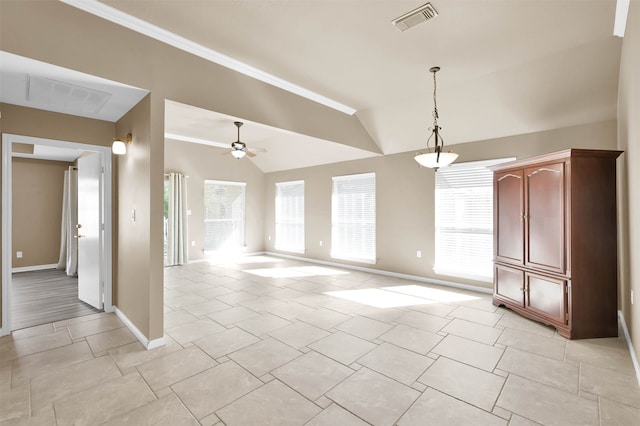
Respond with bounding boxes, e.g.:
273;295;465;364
432;69;439;128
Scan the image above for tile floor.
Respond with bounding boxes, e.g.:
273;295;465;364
1;255;639;425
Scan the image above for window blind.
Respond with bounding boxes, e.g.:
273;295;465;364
434;158;515;281
331;172;376;264
275;180;305;253
203;180;246;251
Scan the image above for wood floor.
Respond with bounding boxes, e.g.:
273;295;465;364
11;269;101;330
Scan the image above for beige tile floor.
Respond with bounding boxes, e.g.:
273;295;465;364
1;255;639;425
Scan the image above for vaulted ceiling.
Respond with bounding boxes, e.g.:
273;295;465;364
1;1;624;172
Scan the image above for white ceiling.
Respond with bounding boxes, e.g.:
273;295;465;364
164;100;380;173
2;1;624;172
0;51;148;122
12;144;86;162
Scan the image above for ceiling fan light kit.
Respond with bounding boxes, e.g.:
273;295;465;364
224;121;264;160
415;66;458;170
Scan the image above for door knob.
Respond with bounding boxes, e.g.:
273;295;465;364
76;224;82;229
74;234;85;239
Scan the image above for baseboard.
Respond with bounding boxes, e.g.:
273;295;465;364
618;310;640;386
115;307;165;350
11;264;58;273
264;251;493;295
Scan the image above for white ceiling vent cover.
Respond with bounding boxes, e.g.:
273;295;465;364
392;2;438;32
27;75;111;114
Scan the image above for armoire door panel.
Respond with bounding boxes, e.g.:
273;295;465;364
526;273;567;325
495;171;524;264
495;264;524;307
526;163;565;273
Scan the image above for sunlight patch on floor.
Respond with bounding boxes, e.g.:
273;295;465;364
325;288;437;309
383;285;481;303
245;266;349;279
204;255;286;265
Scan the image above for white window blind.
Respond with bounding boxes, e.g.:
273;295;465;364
331;172;376;264
434;158;515;281
275;180;305;253
203;180;246;251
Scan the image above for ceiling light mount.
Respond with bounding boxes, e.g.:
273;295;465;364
112;132;132;155
415;66;458;170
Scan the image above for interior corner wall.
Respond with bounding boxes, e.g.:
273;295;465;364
12;158;72;268
164;139;265;262
264;119;617;291
0;103;115;330
617;1;640;361
115;94;164;340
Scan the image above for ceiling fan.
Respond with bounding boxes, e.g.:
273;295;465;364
222;121;266;159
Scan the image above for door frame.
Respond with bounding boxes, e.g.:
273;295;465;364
1;133;114;335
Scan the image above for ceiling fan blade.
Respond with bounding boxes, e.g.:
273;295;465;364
220;149;233;155
245;150;257;158
249;147;267;153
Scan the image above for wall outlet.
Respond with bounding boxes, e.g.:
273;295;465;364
191;241;196;247
16;251;22;258
416;250;422;258
186;209;192;216
131;209;136;222
268;235;271;241
319;240;323;247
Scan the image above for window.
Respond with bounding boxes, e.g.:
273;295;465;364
203;180;246;251
275;180;305;253
434;158;514;281
331;172;376;264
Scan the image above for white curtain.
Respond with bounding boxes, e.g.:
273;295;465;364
57;167;78;276
166;172;188;265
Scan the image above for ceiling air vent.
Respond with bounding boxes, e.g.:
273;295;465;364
392;2;438;32
27;75;111;114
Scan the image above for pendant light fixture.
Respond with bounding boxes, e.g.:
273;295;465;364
414;67;458;169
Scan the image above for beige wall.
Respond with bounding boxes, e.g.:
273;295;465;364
115;94;165;340
265;120;618;290
617;1;640;362
164;139;265;261
0;0;377;339
0;103;115;329
12;158;72;268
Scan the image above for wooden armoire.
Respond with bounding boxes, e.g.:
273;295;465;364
491;149;622;339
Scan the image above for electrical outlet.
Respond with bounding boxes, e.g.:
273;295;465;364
191;241;196;247
416;250;422;258
268;235;271;241
16;251;22;258
319;240;323;247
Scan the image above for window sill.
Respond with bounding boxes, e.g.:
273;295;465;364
331;253;377;265
274;247;305;254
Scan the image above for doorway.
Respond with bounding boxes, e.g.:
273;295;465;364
1;134;113;335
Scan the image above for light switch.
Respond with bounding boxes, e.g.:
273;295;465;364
131;209;136;222
16;251;22;258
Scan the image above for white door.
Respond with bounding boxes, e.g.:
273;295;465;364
77;152;103;309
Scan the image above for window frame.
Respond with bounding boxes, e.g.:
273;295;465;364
331;172;376;264
275;180;305;253
433;157;515;282
203;179;247;253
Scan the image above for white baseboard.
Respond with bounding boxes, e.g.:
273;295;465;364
264;251;493;295
115;307;165;350
618;310;640;386
11;264;58;273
